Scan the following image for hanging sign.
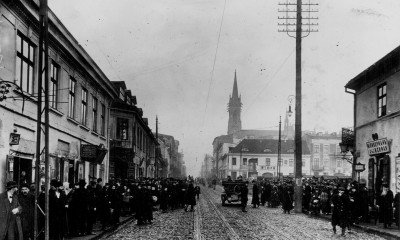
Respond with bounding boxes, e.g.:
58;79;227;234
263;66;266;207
9;133;20;145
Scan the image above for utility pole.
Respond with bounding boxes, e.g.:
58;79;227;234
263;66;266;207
34;0;50;239
278;116;282;179
155;116;158;178
278;0;318;213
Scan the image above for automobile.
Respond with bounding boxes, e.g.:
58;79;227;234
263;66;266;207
220;180;248;206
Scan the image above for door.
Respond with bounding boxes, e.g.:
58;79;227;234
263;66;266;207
13;157;33;187
68;160;75;184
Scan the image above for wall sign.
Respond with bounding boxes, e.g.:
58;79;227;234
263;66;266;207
9;133;20;145
366;138;390;156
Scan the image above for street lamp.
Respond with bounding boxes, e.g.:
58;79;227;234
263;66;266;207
287;95;295;117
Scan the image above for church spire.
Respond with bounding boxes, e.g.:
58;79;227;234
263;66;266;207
232;70;239;99
227;70;242;135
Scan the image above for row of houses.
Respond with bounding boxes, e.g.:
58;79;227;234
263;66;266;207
0;0;185;192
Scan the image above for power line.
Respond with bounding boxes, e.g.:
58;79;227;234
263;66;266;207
244;47;295;114
202;0;227;128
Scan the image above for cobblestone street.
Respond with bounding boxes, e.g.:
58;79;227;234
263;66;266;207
100;186;388;240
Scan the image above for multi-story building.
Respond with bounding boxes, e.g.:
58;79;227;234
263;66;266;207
109;81;157;181
345;44;400;200
0;0;118;191
228;139;311;179
158;134;185;178
304;132;352;176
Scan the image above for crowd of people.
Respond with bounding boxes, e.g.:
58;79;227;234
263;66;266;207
0;176;200;240
246;176;400;236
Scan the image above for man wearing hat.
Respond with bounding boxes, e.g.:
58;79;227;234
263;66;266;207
0;181;23;240
18;183;34;240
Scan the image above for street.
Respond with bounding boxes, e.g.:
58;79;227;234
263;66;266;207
100;186;386;240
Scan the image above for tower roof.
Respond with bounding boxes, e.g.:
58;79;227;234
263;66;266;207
232;70;239;99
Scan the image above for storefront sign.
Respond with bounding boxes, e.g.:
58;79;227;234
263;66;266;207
366;138;390;156
354;163;365;172
81;144;98;158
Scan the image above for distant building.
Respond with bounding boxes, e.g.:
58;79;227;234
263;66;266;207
304;132;351;177
228;139;311;179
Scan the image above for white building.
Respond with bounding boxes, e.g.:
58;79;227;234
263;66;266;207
226;139;311;179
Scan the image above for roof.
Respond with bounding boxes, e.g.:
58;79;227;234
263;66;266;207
230;139;310;155
212;134;234;145
345;44;400;90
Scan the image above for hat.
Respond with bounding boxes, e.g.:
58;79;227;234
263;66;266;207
78;179;87;187
20;183;29;189
382;183;389;188
338;187;345;191
6;181;17;190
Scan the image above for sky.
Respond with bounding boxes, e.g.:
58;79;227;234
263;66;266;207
49;0;400;177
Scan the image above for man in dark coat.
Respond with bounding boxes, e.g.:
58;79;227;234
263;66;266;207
379;183;394;228
86;181;97;235
184;182;196;212
282;184;293;214
18;183;34;240
331;187;350;236
71;179;89;236
0;181;23;240
251;181;260;208
303;182;312;212
240;182;249;212
49;180;66;240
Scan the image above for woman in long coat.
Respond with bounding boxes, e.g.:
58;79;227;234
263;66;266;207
251;181;260;208
184;182;197;212
379;184;394;228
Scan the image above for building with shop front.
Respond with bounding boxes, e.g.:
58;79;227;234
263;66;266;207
227;139;311;179
345;44;400;201
109;81;158;181
0;0;119;191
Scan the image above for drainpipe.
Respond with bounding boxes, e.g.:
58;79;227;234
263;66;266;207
345;87;357;180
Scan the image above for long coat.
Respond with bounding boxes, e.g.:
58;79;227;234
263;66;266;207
251;184;260;205
17;192;35;238
0;191;23;240
184;184;196;206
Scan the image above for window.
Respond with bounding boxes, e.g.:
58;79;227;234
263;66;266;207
232;158;237;165
324;158;329;167
89;163;97;180
323;145;329;154
81;88;88;124
337;159;342;168
50;62;59;109
92;96;98;132
16;32;35;94
378;83;387;117
265;158;270;166
100;103;106;135
302;160;305;167
243;158;247;165
314;144;319;153
68;77;76;118
284;160;288;165
117;118;128;140
289;159;294;167
313;158;319;169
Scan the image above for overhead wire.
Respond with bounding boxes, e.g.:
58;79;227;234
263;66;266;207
202;0;227;129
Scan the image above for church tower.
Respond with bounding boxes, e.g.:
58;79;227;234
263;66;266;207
227;71;242;134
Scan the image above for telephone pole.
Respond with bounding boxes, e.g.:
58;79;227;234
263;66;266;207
278;0;318;213
155;116;158;178
278;116;282;179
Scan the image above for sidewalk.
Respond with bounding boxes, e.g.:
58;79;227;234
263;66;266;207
314;212;400;239
65;215;135;240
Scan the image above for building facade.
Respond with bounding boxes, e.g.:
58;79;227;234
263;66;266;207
0;0;118;191
305;133;352;177
345;44;400;201
227;139;311;179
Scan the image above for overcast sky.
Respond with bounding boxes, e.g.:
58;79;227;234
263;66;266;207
49;0;400;177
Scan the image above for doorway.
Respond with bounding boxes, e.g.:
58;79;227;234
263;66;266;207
13;157;33;187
